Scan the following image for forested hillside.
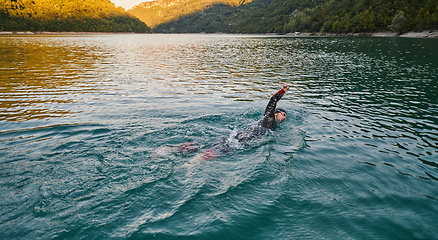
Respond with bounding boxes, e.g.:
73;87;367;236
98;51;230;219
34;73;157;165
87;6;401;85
128;0;256;28
129;0;438;33
237;0;438;33
0;0;151;33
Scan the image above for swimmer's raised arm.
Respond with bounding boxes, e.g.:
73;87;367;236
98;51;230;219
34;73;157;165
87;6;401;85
263;83;289;119
256;83;290;129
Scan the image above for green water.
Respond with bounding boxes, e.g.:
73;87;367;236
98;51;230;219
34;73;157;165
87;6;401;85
1;34;437;239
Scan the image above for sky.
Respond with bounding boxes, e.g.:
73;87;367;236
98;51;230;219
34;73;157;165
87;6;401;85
111;0;149;11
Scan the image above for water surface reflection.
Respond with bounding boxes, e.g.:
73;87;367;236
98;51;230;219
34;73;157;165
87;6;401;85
0;36;107;121
1;34;438;239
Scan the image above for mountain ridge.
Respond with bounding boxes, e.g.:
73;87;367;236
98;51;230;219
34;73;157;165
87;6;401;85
0;0;151;33
128;0;255;28
128;0;438;34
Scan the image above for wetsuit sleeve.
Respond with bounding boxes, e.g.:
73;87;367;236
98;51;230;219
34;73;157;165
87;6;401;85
264;89;285;119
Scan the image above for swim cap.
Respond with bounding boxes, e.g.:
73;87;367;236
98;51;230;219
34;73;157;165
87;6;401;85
275;108;287;114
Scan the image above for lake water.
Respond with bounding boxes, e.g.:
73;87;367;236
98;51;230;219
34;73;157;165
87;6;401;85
1;34;437;239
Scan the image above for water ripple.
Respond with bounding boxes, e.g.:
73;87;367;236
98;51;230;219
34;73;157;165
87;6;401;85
1;34;437;239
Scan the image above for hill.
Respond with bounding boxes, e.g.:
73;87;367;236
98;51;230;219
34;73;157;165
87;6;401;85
128;0;438;34
128;0;257;29
236;0;438;34
0;0;151;33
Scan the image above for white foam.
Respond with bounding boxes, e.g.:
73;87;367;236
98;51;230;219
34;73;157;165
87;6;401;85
227;128;243;149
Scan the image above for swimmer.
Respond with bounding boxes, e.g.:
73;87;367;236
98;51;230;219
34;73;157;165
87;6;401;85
233;82;289;143
181;83;290;165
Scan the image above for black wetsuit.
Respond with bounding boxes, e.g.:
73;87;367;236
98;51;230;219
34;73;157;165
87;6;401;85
234;88;286;143
188;88;286;160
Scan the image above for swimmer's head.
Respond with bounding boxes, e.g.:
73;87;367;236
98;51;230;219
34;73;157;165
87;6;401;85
275;108;287;122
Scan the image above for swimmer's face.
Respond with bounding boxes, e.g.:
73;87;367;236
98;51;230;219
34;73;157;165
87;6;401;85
275;111;287;122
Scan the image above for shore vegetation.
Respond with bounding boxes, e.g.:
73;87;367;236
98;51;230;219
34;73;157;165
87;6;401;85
0;0;151;33
128;0;438;34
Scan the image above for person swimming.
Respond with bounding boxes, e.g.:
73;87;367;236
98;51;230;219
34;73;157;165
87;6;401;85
233;83;289;143
180;83;290;164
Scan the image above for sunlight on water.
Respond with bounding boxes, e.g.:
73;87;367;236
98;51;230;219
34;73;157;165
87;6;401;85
0;34;437;239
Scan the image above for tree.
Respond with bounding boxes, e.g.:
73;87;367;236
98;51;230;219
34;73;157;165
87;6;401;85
0;0;152;33
388;10;406;34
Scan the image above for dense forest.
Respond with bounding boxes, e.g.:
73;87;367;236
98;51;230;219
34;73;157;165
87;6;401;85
0;0;151;33
128;0;256;28
128;0;438;34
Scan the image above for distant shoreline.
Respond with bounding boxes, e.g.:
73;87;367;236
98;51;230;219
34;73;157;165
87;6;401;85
1;30;437;38
294;30;438;38
0;31;145;35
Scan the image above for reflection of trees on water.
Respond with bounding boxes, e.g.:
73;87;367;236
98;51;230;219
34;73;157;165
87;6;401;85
0;37;102;121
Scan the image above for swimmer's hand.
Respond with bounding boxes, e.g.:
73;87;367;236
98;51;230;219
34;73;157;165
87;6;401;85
282;83;290;93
